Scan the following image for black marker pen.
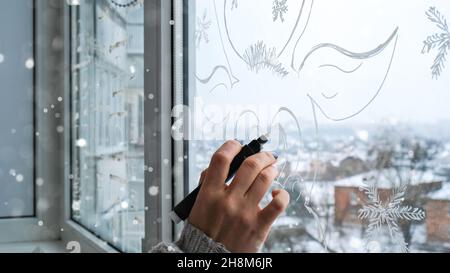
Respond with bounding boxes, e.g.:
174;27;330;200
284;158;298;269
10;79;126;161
170;135;270;224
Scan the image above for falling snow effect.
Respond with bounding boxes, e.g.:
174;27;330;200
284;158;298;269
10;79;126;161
66;0;80;6
149;186;159;196
25;58;34;69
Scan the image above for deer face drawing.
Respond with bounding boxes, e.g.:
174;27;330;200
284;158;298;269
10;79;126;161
194;0;399;123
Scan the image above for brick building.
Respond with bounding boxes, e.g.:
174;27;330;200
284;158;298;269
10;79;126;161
426;183;450;243
334;170;443;225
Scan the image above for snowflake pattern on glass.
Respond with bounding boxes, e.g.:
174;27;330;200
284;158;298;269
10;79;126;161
358;180;425;253
195;10;212;49
422;7;450;79
232;0;238;10
272;0;289;22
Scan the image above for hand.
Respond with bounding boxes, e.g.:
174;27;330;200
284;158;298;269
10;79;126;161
188;140;290;253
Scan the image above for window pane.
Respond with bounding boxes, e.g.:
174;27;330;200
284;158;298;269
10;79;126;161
70;0;144;252
0;0;34;218
185;0;450;252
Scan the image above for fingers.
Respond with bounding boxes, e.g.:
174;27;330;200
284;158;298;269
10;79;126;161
258;189;289;229
204;140;242;190
228;152;277;196
198;168;208;186
245;165;278;204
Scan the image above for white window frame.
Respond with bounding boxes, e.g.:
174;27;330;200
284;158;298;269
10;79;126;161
59;0;179;253
0;0;184;253
0;0;63;244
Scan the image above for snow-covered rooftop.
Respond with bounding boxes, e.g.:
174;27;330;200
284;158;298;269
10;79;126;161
334;169;444;189
428;183;450;201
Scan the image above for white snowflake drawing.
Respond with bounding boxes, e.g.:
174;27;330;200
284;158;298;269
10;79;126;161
358;180;425;253
232;0;238;10
195;10;212;49
422;7;450;79
272;0;288;22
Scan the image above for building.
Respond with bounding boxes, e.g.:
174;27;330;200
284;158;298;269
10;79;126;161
334;170;443;225
337;156;368;179
426;183;450;243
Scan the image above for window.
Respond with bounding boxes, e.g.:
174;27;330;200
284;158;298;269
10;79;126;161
70;0;145;252
350;192;359;207
0;0;34;219
182;0;450;253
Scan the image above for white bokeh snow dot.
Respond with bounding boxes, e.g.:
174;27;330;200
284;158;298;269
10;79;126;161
25;58;34;69
120;201;129;209
36;177;44;186
0;53;4;63
56;126;64;133
15;174;24;182
76;138;87;147
148;186;159;196
129;65;136;74
37;199;49;211
66;0;80;5
38;221;44;226
72;201;81;211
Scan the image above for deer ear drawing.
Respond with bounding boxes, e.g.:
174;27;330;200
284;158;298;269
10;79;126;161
297;28;399;121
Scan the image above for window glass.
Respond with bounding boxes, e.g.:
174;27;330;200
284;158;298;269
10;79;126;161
70;0;144;252
185;0;450;253
0;0;34;218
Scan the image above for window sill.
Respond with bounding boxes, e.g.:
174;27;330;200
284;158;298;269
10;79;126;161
0;240;66;253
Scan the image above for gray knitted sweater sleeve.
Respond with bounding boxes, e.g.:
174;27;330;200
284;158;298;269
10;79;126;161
150;222;230;253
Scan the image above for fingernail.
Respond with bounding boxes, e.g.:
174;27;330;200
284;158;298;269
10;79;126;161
272;152;279;160
234;138;244;145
